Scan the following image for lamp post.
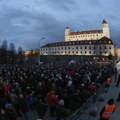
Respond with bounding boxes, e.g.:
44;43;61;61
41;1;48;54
38;38;44;65
114;40;117;67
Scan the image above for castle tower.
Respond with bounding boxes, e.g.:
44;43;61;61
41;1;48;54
65;26;70;41
102;20;110;38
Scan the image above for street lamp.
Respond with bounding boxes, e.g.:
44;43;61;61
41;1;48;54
113;40;117;67
38;38;44;65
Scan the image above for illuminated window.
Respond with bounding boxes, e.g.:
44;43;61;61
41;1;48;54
109;46;111;49
89;46;91;49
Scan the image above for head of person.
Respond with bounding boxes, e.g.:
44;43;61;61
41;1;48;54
107;98;114;105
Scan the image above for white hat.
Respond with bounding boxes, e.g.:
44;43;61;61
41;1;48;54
67;81;72;86
58;99;64;106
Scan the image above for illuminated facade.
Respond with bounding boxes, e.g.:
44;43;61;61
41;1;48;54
65;20;110;41
40;37;114;56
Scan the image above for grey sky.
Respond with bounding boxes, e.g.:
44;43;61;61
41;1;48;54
0;0;120;50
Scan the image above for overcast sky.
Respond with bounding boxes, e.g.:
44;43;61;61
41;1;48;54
0;0;120;50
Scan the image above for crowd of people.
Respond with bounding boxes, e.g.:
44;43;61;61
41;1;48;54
0;62;112;120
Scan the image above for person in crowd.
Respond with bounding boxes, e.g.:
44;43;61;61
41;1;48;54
36;95;47;119
56;99;67;120
106;77;112;88
115;68;120;87
0;62;113;119
47;89;58;117
99;98;115;120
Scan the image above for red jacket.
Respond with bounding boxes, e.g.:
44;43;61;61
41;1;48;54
47;92;58;107
3;84;9;96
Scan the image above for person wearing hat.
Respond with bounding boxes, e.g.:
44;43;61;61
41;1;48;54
99;98;115;120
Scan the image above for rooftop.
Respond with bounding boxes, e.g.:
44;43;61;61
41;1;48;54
41;37;113;48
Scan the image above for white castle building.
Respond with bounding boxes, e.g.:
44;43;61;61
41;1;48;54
40;20;114;56
65;20;110;41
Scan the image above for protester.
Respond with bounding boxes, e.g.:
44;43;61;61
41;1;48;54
99;98;115;120
0;62;112;119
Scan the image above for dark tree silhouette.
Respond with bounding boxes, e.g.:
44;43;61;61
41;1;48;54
17;46;24;64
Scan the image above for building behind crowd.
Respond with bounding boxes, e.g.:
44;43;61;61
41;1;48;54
40;37;114;56
40;20;114;57
22;20;117;63
65;20;110;41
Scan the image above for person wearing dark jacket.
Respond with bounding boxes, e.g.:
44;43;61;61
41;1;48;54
18;94;28;120
36;96;47;119
99;98;115;120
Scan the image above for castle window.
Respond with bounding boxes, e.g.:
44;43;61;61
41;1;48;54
104;51;106;54
72;42;75;45
94;51;96;54
89;46;91;49
72;51;74;53
89;51;91;54
81;51;82;54
99;46;102;50
65;47;67;50
85;51;87;54
68;47;70;49
109;46;111;49
76;47;78;49
76;51;78;54
80;46;82;49
104;46;107;49
85;46;87;49
61;47;63;50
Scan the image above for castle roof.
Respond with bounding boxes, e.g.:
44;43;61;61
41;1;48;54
102;20;107;24
70;30;102;35
66;26;69;29
41;37;113;48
